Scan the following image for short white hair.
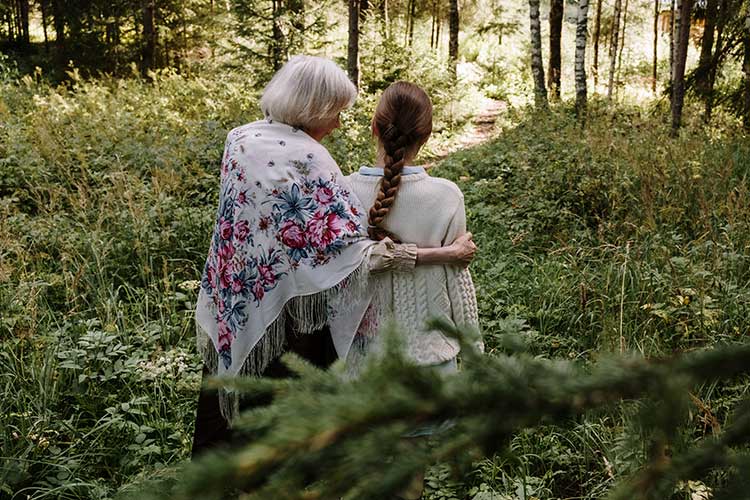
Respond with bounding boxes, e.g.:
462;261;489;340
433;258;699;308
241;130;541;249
260;55;357;130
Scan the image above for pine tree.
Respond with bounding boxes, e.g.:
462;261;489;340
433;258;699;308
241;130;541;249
123;322;750;500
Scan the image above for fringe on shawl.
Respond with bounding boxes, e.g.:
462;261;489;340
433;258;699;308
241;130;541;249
196;260;370;425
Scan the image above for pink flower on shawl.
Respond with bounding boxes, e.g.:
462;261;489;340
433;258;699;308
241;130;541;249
206;264;217;288
346;220;359;233
237;190;248;205
258;264;276;286
231;276;244;293
217;244;235;288
280;220;307;249
306;210;345;250
218;320;233;349
234;220;250;242
219;218;233;240
314;186;335;205
252;281;265;301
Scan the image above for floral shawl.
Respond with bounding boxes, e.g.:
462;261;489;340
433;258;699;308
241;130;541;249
195;119;375;418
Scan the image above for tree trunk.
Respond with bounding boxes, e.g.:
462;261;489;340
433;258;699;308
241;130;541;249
39;0;50;53
575;0;590;121
743;8;750;130
593;0;603;87
652;0;659;93
607;0;623;99
288;0;305;32
141;0;156;77
271;0;284;71
669;0;676;86
706;0;729;122
348;0;360;88
5;8;13;43
449;0;459;79
671;0;693;134
430;0;436;49
18;0;29;45
616;0;630;96
548;0;564;99
529;0;548;109
51;0;65;64
380;0;389;38
435;1;441;50
697;0;718;117
672;0;681;83
407;0;416;46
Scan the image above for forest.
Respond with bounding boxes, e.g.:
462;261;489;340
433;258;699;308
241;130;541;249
1;0;750;498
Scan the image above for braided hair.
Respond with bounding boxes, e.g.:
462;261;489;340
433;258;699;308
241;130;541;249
367;81;433;241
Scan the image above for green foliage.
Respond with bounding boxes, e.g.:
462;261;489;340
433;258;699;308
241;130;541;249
120;322;750;500
230;0;333;83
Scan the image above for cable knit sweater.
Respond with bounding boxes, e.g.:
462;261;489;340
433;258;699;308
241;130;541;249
345;166;480;366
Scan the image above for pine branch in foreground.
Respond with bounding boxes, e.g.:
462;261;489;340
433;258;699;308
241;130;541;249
120;321;750;500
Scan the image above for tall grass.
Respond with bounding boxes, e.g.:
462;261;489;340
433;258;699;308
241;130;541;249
429;98;750;498
1;57;749;498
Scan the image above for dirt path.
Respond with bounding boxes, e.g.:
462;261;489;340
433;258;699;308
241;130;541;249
429;97;506;164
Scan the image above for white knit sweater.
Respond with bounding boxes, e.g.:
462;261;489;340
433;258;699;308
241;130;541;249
344;167;480;366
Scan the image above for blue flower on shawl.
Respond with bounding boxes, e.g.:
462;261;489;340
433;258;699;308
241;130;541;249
276;183;316;223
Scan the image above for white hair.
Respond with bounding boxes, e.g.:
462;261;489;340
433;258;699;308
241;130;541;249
259;55;357;130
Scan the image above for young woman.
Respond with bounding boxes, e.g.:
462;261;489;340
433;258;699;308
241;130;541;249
345;81;480;375
191;58;477;455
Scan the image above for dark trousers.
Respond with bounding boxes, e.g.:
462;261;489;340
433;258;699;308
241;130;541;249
191;326;338;457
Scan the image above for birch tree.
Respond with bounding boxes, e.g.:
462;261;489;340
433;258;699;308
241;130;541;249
529;0;548;109
575;0;590;121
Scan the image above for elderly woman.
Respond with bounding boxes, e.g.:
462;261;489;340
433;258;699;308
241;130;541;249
191;55;476;454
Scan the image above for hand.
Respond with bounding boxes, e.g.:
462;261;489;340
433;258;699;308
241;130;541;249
449;232;477;267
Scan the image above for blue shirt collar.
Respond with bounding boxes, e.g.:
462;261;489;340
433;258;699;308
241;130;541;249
358;165;426;176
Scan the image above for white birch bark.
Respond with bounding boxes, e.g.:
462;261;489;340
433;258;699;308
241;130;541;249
575;0;590;119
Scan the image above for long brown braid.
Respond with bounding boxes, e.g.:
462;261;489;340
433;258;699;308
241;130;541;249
367;81;433;241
